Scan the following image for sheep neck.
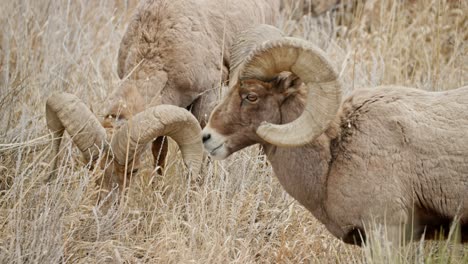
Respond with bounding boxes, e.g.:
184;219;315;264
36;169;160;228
262;96;334;225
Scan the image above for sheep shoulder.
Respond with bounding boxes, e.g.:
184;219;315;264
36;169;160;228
117;0;280;108
118;1;221;85
331;85;468;166
325;85;468;230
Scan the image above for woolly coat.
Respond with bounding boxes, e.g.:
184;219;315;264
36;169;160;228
109;0;280;121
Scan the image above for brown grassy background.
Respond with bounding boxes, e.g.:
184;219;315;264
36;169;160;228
0;0;467;263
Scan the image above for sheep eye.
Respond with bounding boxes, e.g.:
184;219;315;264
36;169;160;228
246;93;258;102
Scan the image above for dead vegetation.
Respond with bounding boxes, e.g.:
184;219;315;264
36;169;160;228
0;0;466;263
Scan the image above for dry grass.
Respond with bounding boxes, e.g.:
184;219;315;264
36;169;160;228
0;0;467;263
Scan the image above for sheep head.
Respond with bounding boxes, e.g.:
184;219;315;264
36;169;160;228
104;72;168;121
112;10;171;120
203;36;342;159
46;92;203;194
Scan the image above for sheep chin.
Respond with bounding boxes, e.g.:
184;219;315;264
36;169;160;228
202;126;229;160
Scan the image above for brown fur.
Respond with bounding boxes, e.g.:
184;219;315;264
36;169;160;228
104;0;280;170
206;76;468;245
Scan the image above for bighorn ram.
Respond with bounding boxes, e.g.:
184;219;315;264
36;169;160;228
202;26;468;245
45;0;280;194
110;0;280;170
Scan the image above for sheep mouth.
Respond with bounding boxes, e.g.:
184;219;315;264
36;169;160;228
209;143;224;156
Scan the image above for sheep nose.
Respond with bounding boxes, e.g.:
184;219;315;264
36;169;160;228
202;133;211;143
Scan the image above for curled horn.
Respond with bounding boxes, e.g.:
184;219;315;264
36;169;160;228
46;93;203;180
45;93;107;179
110;105;203;174
229;24;284;86
238;37;342;147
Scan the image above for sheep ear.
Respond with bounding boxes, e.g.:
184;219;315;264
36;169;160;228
274;72;302;95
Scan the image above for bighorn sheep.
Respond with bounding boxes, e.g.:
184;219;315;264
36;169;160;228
45;0;280;194
202;26;468;245
110;0;280;170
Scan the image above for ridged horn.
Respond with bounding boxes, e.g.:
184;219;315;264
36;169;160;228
229;24;284;86
110;105;203;174
46;93;107;178
239;37;342;146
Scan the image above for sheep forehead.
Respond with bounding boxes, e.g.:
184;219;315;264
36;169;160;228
240;79;270;91
210;80;272;126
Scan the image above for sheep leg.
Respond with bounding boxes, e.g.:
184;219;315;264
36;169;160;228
190;88;222;128
191;59;228;127
152;136;168;174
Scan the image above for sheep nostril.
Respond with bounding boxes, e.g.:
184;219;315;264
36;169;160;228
202;133;211;143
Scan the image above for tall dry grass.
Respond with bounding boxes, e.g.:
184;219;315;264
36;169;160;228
0;0;467;263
